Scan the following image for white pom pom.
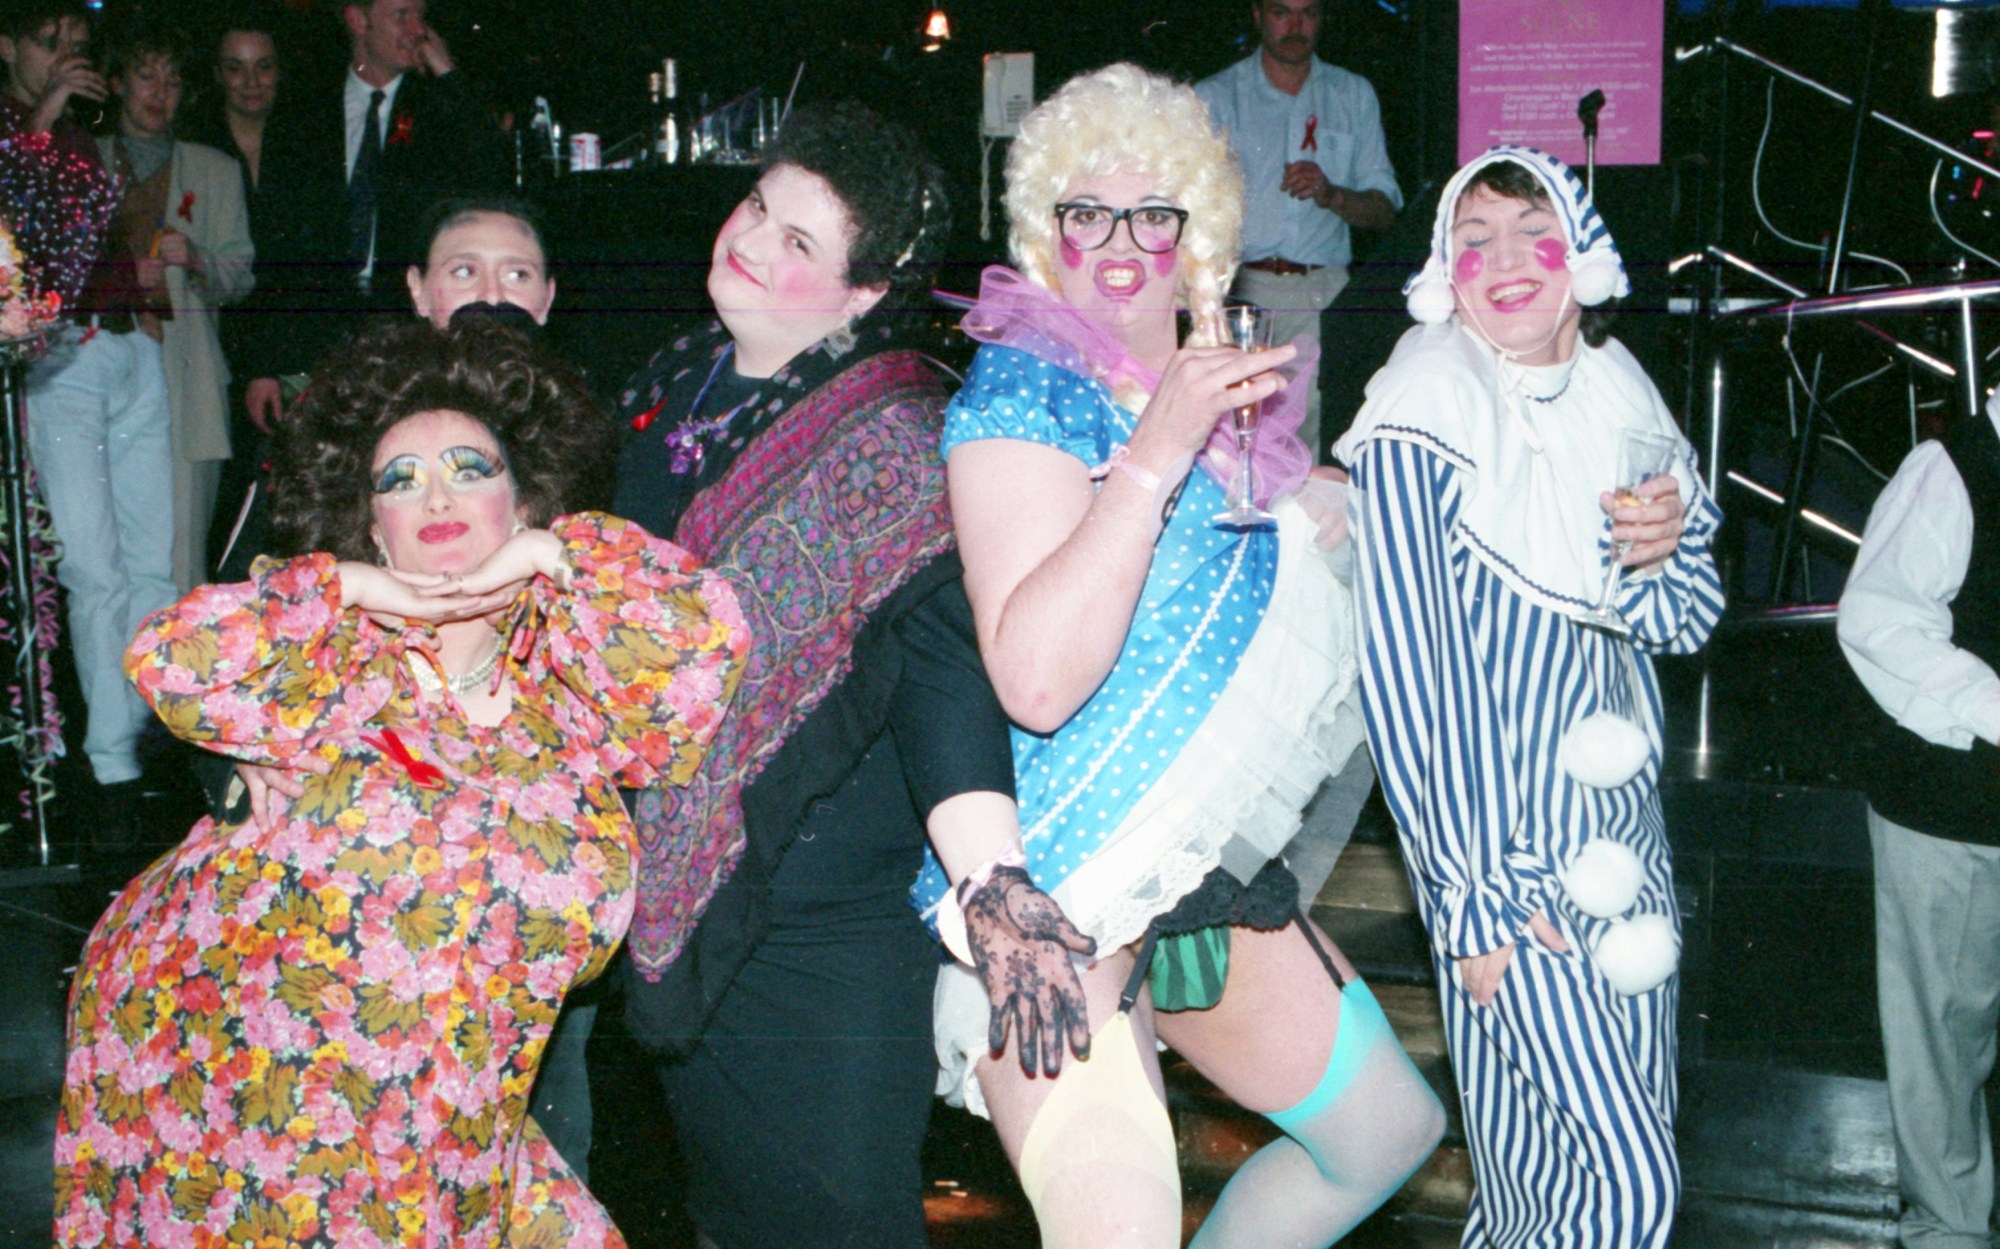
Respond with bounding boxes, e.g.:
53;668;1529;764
1406;273;1456;324
1560;839;1645;919
1570;248;1622;306
1557;710;1650;789
1591;914;1680;996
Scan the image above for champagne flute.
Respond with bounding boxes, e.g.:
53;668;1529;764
1212;303;1278;529
1573;430;1680;635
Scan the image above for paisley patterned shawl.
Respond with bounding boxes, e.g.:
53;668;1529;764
626;343;956;977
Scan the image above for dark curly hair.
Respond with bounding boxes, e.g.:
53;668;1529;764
1458;159;1619;349
268;320;611;561
2;1;89;43
104;15;188;80
761;101;951;309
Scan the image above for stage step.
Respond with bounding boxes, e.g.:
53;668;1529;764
1316;839;1419;914
1312;840;1437;987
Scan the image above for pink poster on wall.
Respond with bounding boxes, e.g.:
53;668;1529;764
1459;0;1664;166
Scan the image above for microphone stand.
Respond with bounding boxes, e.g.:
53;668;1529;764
1578;89;1606;195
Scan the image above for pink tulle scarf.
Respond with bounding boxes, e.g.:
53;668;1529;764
960;265;1316;508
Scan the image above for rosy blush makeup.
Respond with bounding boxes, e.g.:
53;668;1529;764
1534;238;1568;272
1060;240;1085;270
1454;248;1484;284
1152;249;1176;277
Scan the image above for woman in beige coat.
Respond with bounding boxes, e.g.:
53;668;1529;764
96;26;253;592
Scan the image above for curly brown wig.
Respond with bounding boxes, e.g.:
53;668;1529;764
268;319;611;561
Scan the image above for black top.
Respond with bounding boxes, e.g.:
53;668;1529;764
181;101;340;381
613;354;766;538
763;570;1014;929
617;336;1016;1049
1866;413;2000;847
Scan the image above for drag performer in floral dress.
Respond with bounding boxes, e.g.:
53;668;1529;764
52;320;746;1248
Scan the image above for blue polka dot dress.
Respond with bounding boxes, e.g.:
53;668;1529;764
910;345;1278;936
920;344;1370;1113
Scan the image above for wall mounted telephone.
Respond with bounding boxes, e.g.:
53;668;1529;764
982;53;1034;138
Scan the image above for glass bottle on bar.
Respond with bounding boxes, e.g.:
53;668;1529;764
654;59;681;165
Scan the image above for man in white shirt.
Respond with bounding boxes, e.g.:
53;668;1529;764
1196;0;1400;456
1837;399;2000;1249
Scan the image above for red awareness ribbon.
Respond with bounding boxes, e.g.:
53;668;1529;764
1302;115;1318;153
360;727;447;790
176;192;195;222
630;393;668;431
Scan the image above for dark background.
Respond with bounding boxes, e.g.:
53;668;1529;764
5;6;1994;1246
107;0;2000;603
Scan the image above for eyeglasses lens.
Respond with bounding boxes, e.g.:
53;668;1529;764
1057;205;1184;254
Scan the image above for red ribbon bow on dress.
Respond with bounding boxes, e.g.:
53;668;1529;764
176;192;195;222
360;727;446;790
1301;116;1318;153
388;114;415;146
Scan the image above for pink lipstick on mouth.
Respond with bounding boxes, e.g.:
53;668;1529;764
725;252;763;287
419;522;468;545
1094;261;1145;300
1487;282;1542;313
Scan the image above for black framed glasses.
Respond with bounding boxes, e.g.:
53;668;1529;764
1053;202;1189;255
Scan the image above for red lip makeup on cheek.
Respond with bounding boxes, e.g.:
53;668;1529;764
1454;248;1484;284
1534;238;1568;272
1060;240;1085;270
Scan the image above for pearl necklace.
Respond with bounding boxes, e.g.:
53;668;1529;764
408;634;503;698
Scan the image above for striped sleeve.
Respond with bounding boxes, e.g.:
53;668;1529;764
1350;438;1549;960
1615;468;1726;654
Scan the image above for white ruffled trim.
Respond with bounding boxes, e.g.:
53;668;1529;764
933;498;1368;1114
1051;498;1364;951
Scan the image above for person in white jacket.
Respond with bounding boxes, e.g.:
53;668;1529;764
1838;392;2000;1249
95;23;253;594
23;19;249;818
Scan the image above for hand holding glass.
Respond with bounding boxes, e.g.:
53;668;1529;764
1213;304;1278;529
1574;430;1680;635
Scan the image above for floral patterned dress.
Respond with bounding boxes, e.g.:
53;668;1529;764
52;514;748;1249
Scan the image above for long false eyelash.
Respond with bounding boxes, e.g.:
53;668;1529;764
441;445;504;479
373;457;423;494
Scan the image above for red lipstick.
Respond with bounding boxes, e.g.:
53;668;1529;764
725;252;763;288
419;522;468;544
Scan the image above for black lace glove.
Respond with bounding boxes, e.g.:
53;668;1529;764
962;865;1098;1077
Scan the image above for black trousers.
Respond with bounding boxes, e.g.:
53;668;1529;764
656;912;939;1249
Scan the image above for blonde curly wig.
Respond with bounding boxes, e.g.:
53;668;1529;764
1005;63;1242;347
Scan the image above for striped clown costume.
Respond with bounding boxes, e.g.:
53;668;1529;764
1334;146;1725;1248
